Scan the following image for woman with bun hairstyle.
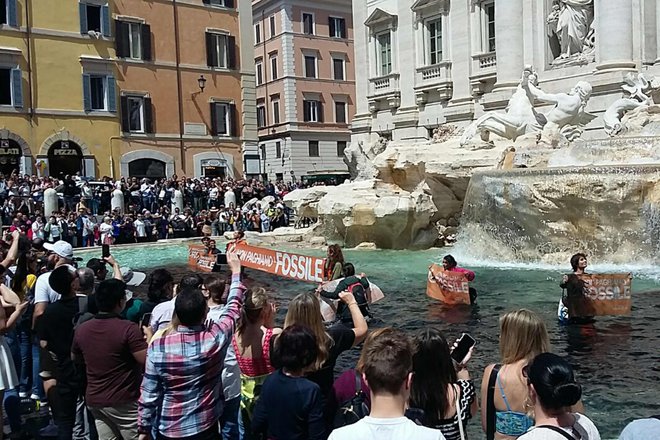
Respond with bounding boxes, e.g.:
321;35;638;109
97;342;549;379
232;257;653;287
518;353;600;440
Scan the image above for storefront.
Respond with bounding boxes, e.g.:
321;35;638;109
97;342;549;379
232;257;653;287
47;140;83;177
0;139;22;176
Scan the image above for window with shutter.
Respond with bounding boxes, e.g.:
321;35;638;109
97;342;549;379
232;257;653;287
11;68;22;108
127;96;144;132
141;24;152;61
255;60;263;85
101;5;110;37
107;75;116;112
3;0;18;26
212;102;229;135
255;23;261;44
272;99;280;124
89;75;106;110
256;105;266;128
82;74;92;111
115;21;130;58
206;32;218;67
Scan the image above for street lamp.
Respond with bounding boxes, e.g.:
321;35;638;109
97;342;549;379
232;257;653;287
197;75;207;92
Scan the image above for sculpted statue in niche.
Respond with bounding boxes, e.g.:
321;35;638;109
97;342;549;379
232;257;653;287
546;0;595;67
603;73;660;136
460;68;541;146
521;69;594;147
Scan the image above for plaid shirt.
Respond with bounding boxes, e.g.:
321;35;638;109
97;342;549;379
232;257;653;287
138;273;245;437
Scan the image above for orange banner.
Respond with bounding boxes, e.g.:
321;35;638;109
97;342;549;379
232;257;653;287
234;243;326;283
566;273;632;317
426;264;471;305
188;245;216;273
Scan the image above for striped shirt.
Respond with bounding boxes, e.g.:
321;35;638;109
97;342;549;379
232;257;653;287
138;273;245;437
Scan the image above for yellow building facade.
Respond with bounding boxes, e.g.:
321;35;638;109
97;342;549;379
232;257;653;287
0;0;119;178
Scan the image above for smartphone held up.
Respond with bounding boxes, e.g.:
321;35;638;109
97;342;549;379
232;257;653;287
450;333;476;365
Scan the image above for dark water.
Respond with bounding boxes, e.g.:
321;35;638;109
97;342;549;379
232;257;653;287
87;244;660;439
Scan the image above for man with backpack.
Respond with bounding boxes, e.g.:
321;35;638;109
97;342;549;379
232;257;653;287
322;263;371;326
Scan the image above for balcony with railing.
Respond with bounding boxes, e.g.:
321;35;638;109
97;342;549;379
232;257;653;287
470;51;497;95
368;73;400;97
414;61;452;103
368;73;401;112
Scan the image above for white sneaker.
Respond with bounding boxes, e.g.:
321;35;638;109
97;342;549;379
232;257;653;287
18;392;28;398
29;393;40;401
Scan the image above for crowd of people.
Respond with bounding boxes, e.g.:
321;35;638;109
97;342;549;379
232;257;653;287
0;234;657;440
0;173;305;247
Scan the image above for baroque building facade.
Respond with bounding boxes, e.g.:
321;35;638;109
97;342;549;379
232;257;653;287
351;0;659;145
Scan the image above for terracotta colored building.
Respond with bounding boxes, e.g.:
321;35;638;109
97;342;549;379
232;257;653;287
114;0;257;179
252;0;354;183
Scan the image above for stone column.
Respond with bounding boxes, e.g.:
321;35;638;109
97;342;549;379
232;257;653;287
596;0;635;72
494;0;524;90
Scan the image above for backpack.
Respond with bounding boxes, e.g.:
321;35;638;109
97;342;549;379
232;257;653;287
333;371;369;428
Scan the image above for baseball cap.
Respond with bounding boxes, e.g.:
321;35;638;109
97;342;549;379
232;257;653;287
43;240;74;259
120;267;147;287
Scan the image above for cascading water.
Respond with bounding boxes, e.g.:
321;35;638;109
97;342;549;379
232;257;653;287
452;165;660;266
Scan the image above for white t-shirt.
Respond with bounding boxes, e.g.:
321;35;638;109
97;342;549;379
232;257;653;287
328;416;445;440
206;304;241;401
134;219;147;237
34;271;61;305
518;414;600;440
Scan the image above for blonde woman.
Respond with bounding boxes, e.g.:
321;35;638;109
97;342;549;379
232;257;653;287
231;287;282;438
283;291;368;401
480;309;550;440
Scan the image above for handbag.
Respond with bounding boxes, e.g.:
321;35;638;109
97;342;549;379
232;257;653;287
455;383;466;440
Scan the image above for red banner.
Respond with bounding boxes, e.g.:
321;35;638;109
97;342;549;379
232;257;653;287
233;243;326;283
187;245;216;273
566;273;632;317
426;264;471;305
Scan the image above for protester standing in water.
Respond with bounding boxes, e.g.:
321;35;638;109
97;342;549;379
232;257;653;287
558;253;593;324
442;255;477;304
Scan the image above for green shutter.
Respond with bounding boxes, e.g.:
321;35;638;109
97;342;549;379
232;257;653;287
107;76;116;112
11;68;23;108
82;74;91;111
101;5;111;37
7;0;18;27
79;3;88;34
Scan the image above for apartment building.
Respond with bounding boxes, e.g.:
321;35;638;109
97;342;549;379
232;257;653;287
114;0;257;179
252;0;354;184
0;0;256;179
0;0;119;177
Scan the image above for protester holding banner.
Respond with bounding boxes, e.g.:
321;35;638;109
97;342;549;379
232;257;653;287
559;253;592;324
323;245;345;282
443;255;477;304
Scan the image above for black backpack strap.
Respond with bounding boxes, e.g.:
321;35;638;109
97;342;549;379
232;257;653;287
536;425;578;440
354;370;362;394
486;364;501;440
